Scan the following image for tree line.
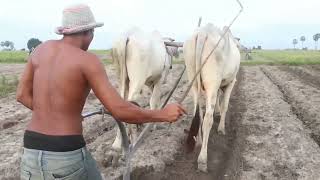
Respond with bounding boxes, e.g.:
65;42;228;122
292;33;320;50
0;38;42;54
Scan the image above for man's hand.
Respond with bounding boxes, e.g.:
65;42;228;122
158;103;187;123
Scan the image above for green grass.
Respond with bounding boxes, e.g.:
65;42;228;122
0;75;19;98
101;59;112;65
89;49;112;64
241;50;320;65
2;49;319;66
89;49;111;56
172;60;185;64
171;50;320;66
0;51;28;63
0;50;112;64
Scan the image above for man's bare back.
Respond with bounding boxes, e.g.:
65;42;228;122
18;5;186;180
17;36;186;136
25;40;92;135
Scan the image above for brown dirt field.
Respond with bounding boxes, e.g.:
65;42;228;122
1;64;320;180
261;66;320;146
138;66;320;180
0;64;25;77
137;67;245;180
279;66;320;89
237;66;320;180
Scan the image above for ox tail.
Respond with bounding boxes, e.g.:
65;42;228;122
195;31;207;101
186;32;207;152
115;37;130;99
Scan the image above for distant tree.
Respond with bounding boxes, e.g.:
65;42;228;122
27;38;42;54
257;45;262;50
293;39;298;49
300;36;306;49
313;33;320;50
0;41;15;51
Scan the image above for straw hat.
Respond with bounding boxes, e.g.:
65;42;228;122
55;4;103;35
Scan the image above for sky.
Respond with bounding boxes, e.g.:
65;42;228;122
0;0;319;50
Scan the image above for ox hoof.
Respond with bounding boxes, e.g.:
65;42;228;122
197;162;208;173
105;150;121;167
218;127;226;135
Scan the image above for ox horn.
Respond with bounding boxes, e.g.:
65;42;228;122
164;41;184;47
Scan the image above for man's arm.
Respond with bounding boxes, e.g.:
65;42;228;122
81;55;185;124
16;58;34;110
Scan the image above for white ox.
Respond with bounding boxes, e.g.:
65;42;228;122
110;28;179;163
183;24;240;172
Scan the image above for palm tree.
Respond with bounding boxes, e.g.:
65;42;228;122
293;39;298;49
313;33;320;50
300;36;306;49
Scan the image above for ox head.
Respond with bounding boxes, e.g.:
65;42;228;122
165;46;179;58
233;37;241;49
163;38;184;69
163;38;183;58
223;26;242;49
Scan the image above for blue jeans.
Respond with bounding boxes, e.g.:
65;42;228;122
20;147;103;180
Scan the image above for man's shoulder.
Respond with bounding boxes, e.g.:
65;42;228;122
38;40;57;48
77;51;100;64
77;51;103;73
32;40;60;55
28;40;57;62
30;40;52;53
82;51;99;59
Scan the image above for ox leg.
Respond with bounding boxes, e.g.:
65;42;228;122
109;78;129;166
108;127;123;166
218;79;236;135
120;76;129;100
162;67;170;84
127;81;144;143
197;86;219;172
149;81;162;110
150;80;162;130
214;89;221;116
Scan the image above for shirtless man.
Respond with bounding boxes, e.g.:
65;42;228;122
17;4;185;180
